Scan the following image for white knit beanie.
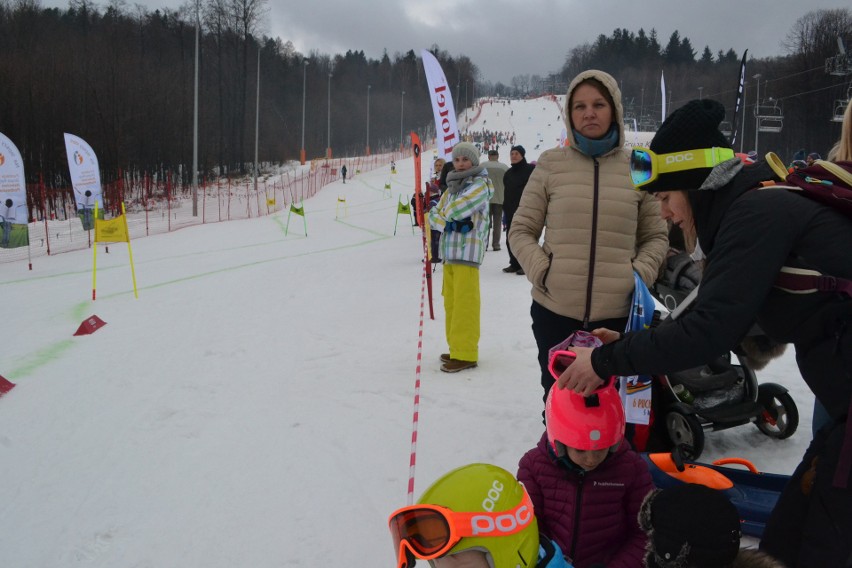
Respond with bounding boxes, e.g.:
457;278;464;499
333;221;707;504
452;142;480;166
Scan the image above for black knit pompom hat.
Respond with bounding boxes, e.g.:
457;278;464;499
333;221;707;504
643;99;733;193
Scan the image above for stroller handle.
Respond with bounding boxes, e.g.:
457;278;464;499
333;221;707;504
712;457;760;474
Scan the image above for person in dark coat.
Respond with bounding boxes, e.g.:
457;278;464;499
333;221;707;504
438;158;454;192
639;484;785;568
555;98;852;568
501;145;535;274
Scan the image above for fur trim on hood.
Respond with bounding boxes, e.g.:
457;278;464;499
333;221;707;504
738;334;788;371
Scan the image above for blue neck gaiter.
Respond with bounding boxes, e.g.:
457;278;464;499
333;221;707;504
573;124;619;157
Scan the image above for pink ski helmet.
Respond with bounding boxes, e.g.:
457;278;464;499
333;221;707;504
545;383;626;452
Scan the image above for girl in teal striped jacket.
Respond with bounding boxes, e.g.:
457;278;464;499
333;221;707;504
428;142;494;373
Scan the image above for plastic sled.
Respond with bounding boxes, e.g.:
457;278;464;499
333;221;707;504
642;451;790;538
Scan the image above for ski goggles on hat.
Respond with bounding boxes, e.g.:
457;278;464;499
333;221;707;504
548;350;577;380
630;147;736;189
388;489;534;568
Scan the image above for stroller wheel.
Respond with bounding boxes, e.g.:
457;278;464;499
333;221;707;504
756;383;799;439
665;408;705;460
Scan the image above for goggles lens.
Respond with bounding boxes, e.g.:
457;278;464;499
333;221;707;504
548;350;577;380
630;149;654;186
389;490;534;567
390;508;454;561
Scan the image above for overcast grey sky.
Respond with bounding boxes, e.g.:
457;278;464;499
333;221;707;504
41;0;850;84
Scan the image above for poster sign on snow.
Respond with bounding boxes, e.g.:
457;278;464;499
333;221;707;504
0;132;29;248
64;133;102;231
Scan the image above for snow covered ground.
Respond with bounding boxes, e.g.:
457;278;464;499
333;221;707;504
0;96;813;566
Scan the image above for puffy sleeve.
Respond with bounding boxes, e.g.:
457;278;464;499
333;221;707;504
632;191;669;287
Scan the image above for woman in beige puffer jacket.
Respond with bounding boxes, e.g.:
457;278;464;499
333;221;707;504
509;69;668;403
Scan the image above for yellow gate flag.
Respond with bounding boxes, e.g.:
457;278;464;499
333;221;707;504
95;215;129;242
92;201;138;300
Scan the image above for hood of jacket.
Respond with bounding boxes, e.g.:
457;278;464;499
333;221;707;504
563;69;625;151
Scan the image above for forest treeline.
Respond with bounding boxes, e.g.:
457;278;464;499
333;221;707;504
0;0;478;187
1;0;850;190
514;7;852;161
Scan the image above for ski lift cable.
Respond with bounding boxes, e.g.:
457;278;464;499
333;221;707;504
696;63;828;101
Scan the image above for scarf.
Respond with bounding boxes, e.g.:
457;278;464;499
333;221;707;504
572;124;619;157
445;165;486;194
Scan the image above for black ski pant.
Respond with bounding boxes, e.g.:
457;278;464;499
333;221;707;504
530;300;627;404
761;324;852;567
761;419;852;567
505;214;520;270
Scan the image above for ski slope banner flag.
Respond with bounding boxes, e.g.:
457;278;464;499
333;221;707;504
660;71;666;121
420;49;459;161
64;133;103;230
729;49;748;148
0;132;29;248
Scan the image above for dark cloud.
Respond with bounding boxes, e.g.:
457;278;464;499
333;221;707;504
40;0;851;84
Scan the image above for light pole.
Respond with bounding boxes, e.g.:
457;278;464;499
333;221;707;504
327;70;332;159
698;86;703;100
400;90;405;151
366;85;371;156
753;73;762;155
300;59;309;165
253;46;260;194
191;0;199;216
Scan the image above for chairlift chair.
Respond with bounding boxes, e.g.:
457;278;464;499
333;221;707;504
825;51;848;75
755;100;783;134
831;85;852;123
638;115;659;132
719;120;733;137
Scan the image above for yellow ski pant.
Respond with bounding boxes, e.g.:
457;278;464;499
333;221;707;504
442;264;480;362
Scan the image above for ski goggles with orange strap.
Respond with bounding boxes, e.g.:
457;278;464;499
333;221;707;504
388;489;534;568
630;147;736;189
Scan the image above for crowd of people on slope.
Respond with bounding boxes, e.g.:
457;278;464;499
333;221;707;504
389;68;852;567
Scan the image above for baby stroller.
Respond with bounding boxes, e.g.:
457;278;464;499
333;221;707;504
641;250;799;460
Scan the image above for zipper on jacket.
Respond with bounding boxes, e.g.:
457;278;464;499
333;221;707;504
569;472;586;561
583;159;601;329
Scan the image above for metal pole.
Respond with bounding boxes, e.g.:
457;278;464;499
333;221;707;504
754;75;762;153
740;79;747;153
192;0;199;216
366;85;371;156
698;86;703;100
400;90;405;151
253;46;260;194
300;59;309;165
327;71;332;159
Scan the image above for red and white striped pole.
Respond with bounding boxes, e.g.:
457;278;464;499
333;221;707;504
406;263;429;505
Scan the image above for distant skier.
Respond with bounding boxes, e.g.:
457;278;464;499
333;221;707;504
341;164;347;184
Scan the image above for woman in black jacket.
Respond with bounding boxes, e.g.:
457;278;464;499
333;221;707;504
501;145;535;274
556;99;852;568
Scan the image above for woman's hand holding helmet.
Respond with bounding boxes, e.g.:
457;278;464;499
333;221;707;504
555;346;605;396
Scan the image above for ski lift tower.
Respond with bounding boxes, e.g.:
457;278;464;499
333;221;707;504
827;36;852;122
